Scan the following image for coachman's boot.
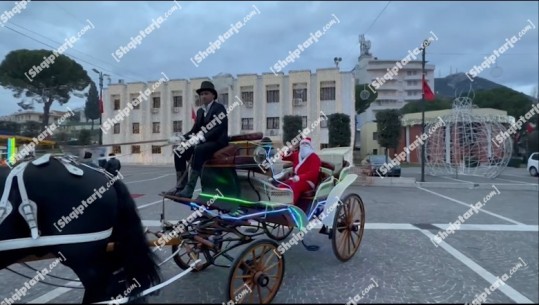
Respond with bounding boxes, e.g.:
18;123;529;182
164;171;188;196
175;170;201;198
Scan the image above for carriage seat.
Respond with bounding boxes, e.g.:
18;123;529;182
279;161;334;201
228;132;263;142
204;132;264;167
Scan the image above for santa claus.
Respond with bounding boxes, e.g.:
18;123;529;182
277;137;322;204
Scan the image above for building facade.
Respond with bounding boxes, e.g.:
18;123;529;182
102;69;356;165
351;34;436;150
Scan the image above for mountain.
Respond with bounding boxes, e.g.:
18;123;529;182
434;73;537;102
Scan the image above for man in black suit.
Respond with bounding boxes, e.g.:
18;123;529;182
104;153;121;175
167;81;229;198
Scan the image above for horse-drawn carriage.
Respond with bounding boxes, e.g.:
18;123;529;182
0;132;365;304
155;132;366;303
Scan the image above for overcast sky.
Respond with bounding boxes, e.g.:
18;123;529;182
0;1;537;117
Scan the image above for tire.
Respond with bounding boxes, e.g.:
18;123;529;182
171;240;212;272
530;167;538;177
262;216;293;241
226;239;285;304
331;193;366;262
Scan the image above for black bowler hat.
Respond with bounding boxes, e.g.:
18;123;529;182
196;81;218;99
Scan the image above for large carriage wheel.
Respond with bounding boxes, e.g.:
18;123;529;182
227;239;285;304
171;241;212;272
262;216;293;241
331;193;365;262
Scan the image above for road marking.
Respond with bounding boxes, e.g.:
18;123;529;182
432;223;538;231
440;176;474;184
494;177;538;185
138;200;163;209
418;229;533;304
125;174;174;184
27;281;81;303
417;186;524;225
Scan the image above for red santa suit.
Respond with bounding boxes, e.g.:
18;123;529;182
278;137;321;204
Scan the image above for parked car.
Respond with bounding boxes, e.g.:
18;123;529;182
362;154;401;177
527;152;538;176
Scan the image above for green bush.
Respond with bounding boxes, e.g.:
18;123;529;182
507;157;522;168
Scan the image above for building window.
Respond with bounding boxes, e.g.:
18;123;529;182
241;118;253;130
132;123;139;134
131;145;141;154
152;122;160;133
218;93;229;107
113;97;120;110
293;83;308;102
266;85;279;103
302;116;308;128
267;117;279;129
112;145;121;154
320;115;328;128
373;149;378;155
152;97;160;108
373;132;378;140
173;120;182;133
173;95;183;108
171;91;183;107
151;145;161;154
113;124;120;134
320;81;336;101
241;86;254;103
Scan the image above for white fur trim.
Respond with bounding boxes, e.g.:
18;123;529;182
295;152;314;173
306;180;315;189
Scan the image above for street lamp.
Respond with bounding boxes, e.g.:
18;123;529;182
93;69;110;145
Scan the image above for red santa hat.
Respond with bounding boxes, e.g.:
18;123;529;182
300;137;312;146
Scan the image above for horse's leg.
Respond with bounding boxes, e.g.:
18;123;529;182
56;243;115;304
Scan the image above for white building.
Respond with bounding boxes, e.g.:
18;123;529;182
351;34;436;150
102;68;356;165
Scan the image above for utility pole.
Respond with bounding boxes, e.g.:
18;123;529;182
93;69;110;145
420;39;431;182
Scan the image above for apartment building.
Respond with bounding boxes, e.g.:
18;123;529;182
102;68;355;165
351;34;436;151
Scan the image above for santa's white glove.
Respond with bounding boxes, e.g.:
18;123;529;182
195;131;206;143
290;175;300;182
168;135;186;144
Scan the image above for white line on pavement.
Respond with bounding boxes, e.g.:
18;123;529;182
440;176;474;184
27;281;81;303
417;186;524;225
494;177;538;185
418;229;533;304
138;200;164;209
125;174;174;184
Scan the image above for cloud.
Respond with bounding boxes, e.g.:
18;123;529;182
0;1;537;116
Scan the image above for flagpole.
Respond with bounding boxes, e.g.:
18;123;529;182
420;39;431;183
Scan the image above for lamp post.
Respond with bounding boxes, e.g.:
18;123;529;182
420;39;432;182
93;69;110;145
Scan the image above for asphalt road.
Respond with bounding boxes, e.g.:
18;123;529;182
1;165;537;304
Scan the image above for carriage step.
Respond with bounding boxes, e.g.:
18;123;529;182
319;225;332;239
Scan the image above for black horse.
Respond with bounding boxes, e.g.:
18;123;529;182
0;157;161;303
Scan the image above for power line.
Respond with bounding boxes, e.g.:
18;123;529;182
364;1;391;35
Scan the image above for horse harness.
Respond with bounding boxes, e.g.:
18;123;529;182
0;154;116;251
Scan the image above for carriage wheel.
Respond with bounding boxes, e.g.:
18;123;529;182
331;193;365;262
171;241;211;272
262;217;293;241
227;239;285;304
